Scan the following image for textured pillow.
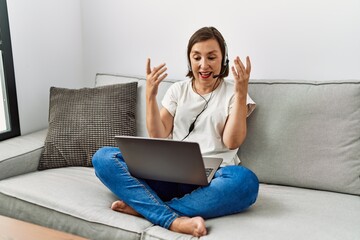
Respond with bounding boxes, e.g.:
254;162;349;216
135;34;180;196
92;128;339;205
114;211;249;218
239;80;360;195
38;82;137;170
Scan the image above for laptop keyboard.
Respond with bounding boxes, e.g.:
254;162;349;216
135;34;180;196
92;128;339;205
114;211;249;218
205;168;213;177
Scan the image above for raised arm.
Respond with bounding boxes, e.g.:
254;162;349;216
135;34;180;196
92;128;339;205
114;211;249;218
222;56;251;149
145;58;174;138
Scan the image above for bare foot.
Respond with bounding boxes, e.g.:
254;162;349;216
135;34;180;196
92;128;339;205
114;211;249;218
170;216;207;237
111;200;142;217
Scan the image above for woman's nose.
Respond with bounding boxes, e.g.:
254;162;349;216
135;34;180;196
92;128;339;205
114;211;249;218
199;58;208;68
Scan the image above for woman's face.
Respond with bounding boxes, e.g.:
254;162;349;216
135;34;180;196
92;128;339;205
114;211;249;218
189;39;223;82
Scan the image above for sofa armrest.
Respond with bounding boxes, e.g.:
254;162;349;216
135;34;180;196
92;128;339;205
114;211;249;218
0;129;47;180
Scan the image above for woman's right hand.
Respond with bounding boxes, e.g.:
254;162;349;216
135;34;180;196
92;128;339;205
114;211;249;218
145;58;172;138
146;58;168;99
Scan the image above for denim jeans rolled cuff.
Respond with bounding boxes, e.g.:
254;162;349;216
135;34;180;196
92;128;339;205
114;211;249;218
92;146;179;229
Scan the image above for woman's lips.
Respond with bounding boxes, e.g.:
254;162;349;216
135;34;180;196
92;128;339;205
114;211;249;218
199;72;212;79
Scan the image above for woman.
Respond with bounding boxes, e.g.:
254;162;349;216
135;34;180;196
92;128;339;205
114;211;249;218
92;26;259;237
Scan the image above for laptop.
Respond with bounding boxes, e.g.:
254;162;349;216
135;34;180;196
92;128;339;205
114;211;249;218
115;136;223;186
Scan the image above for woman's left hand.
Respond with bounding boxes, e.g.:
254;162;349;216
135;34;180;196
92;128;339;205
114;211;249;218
223;56;251;149
231;56;251;97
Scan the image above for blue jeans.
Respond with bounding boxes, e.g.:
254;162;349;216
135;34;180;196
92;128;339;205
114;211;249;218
92;146;259;229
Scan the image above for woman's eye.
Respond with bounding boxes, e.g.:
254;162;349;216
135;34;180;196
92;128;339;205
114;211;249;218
193;57;201;61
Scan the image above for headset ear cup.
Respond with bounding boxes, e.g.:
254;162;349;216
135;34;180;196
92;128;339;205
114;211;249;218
223;41;229;67
224;57;229;67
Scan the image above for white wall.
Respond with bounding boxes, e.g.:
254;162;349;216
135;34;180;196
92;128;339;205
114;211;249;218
5;0;360;135
82;0;360;84
7;0;84;134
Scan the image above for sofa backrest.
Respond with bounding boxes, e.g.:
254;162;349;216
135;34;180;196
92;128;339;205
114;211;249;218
95;74;360;195
240;80;360;196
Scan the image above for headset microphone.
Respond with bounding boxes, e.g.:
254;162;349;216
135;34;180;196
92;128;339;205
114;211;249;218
212;60;229;79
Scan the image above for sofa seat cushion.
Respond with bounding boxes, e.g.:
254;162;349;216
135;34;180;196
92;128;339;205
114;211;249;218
0;169;359;240
0;167;153;239
142;184;360;240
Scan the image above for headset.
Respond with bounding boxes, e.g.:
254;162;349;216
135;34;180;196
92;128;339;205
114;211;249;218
213;42;229;78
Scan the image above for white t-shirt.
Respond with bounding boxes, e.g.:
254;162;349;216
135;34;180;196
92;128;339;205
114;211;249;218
161;79;256;166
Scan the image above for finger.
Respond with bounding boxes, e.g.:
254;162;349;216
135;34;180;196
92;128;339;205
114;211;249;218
152;63;166;75
146;58;151;75
156;66;167;77
153;67;167;81
231;66;238;79
234;58;244;76
236;56;246;73
157;73;168;83
246;56;251;74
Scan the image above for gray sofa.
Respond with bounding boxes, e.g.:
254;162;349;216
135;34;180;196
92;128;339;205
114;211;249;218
0;73;359;240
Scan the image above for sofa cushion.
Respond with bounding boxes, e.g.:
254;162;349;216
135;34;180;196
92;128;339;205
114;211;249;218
142;184;360;240
0;129;47;180
239;80;360;195
1;170;358;240
38;83;137;170
95;73;176;137
0;167;152;239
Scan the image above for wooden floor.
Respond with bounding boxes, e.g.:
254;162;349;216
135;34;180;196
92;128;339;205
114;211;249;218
0;215;88;240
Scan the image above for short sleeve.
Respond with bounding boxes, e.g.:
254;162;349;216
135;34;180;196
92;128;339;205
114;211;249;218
246;94;256;117
161;83;179;117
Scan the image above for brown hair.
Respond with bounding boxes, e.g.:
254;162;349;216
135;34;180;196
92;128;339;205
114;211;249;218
186;26;229;79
